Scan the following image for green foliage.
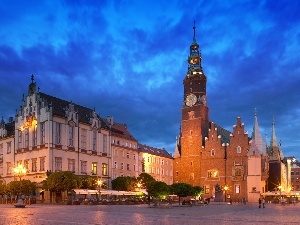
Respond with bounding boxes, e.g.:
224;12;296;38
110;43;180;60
147;181;170;199
171;182;193;197
21;179;36;196
6;181;19;196
111;176;136;191
0;183;6;195
191;186;203;198
78;175;98;189
43;171;79;192
137;173;156;189
5;179;36;196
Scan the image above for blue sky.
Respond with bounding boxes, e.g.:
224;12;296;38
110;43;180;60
0;0;300;159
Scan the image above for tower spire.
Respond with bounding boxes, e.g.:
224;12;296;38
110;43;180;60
249;109;265;155
270;117;278;147
193;20;196;43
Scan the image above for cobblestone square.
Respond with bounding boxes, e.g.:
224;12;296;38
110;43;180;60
0;203;300;225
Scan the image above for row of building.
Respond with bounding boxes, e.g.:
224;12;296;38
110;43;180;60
0;76;173;191
1;24;300;203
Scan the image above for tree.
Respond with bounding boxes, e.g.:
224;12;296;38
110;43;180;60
78;175;97;190
137;173;155;189
21;180;36;196
171;182;193;204
43;171;79;192
111;176;136;191
191;186;203;199
0;183;6;195
6;181;19;196
147;181;170;200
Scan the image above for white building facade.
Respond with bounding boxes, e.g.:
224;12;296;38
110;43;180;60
0;76;173;189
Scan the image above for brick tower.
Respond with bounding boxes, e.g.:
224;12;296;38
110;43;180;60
174;22;209;186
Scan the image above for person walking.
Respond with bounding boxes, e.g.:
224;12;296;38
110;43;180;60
258;198;262;208
262;198;265;208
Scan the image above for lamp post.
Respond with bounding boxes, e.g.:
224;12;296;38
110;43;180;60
97;178;103;201
224;185;229;202
13;164;27;208
137;182;141;191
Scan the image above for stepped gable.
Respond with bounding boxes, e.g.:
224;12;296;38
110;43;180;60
138;143;173;159
39;92;110;129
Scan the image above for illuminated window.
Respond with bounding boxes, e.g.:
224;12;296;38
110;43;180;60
208;170;218;178
92;162;97;175
102;163;108;176
205;186;210;194
235;185;240;193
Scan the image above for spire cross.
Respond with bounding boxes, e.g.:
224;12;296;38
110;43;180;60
31;74;34;83
193;20;196;39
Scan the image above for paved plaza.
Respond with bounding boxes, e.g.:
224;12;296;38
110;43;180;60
0;203;299;225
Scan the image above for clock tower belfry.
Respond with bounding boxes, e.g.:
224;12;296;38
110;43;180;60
174;22;209;185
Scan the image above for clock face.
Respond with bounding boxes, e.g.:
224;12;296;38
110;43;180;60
189;57;199;65
186;94;197;106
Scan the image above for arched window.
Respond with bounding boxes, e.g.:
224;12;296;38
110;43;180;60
237;146;241;153
211;149;215;156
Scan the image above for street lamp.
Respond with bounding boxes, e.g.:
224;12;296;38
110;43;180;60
97;178;103;201
224;185;229;202
13;164;27;208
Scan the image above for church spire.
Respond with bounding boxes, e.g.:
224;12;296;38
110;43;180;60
270;117;278;148
187;21;203;76
249;109;265;155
